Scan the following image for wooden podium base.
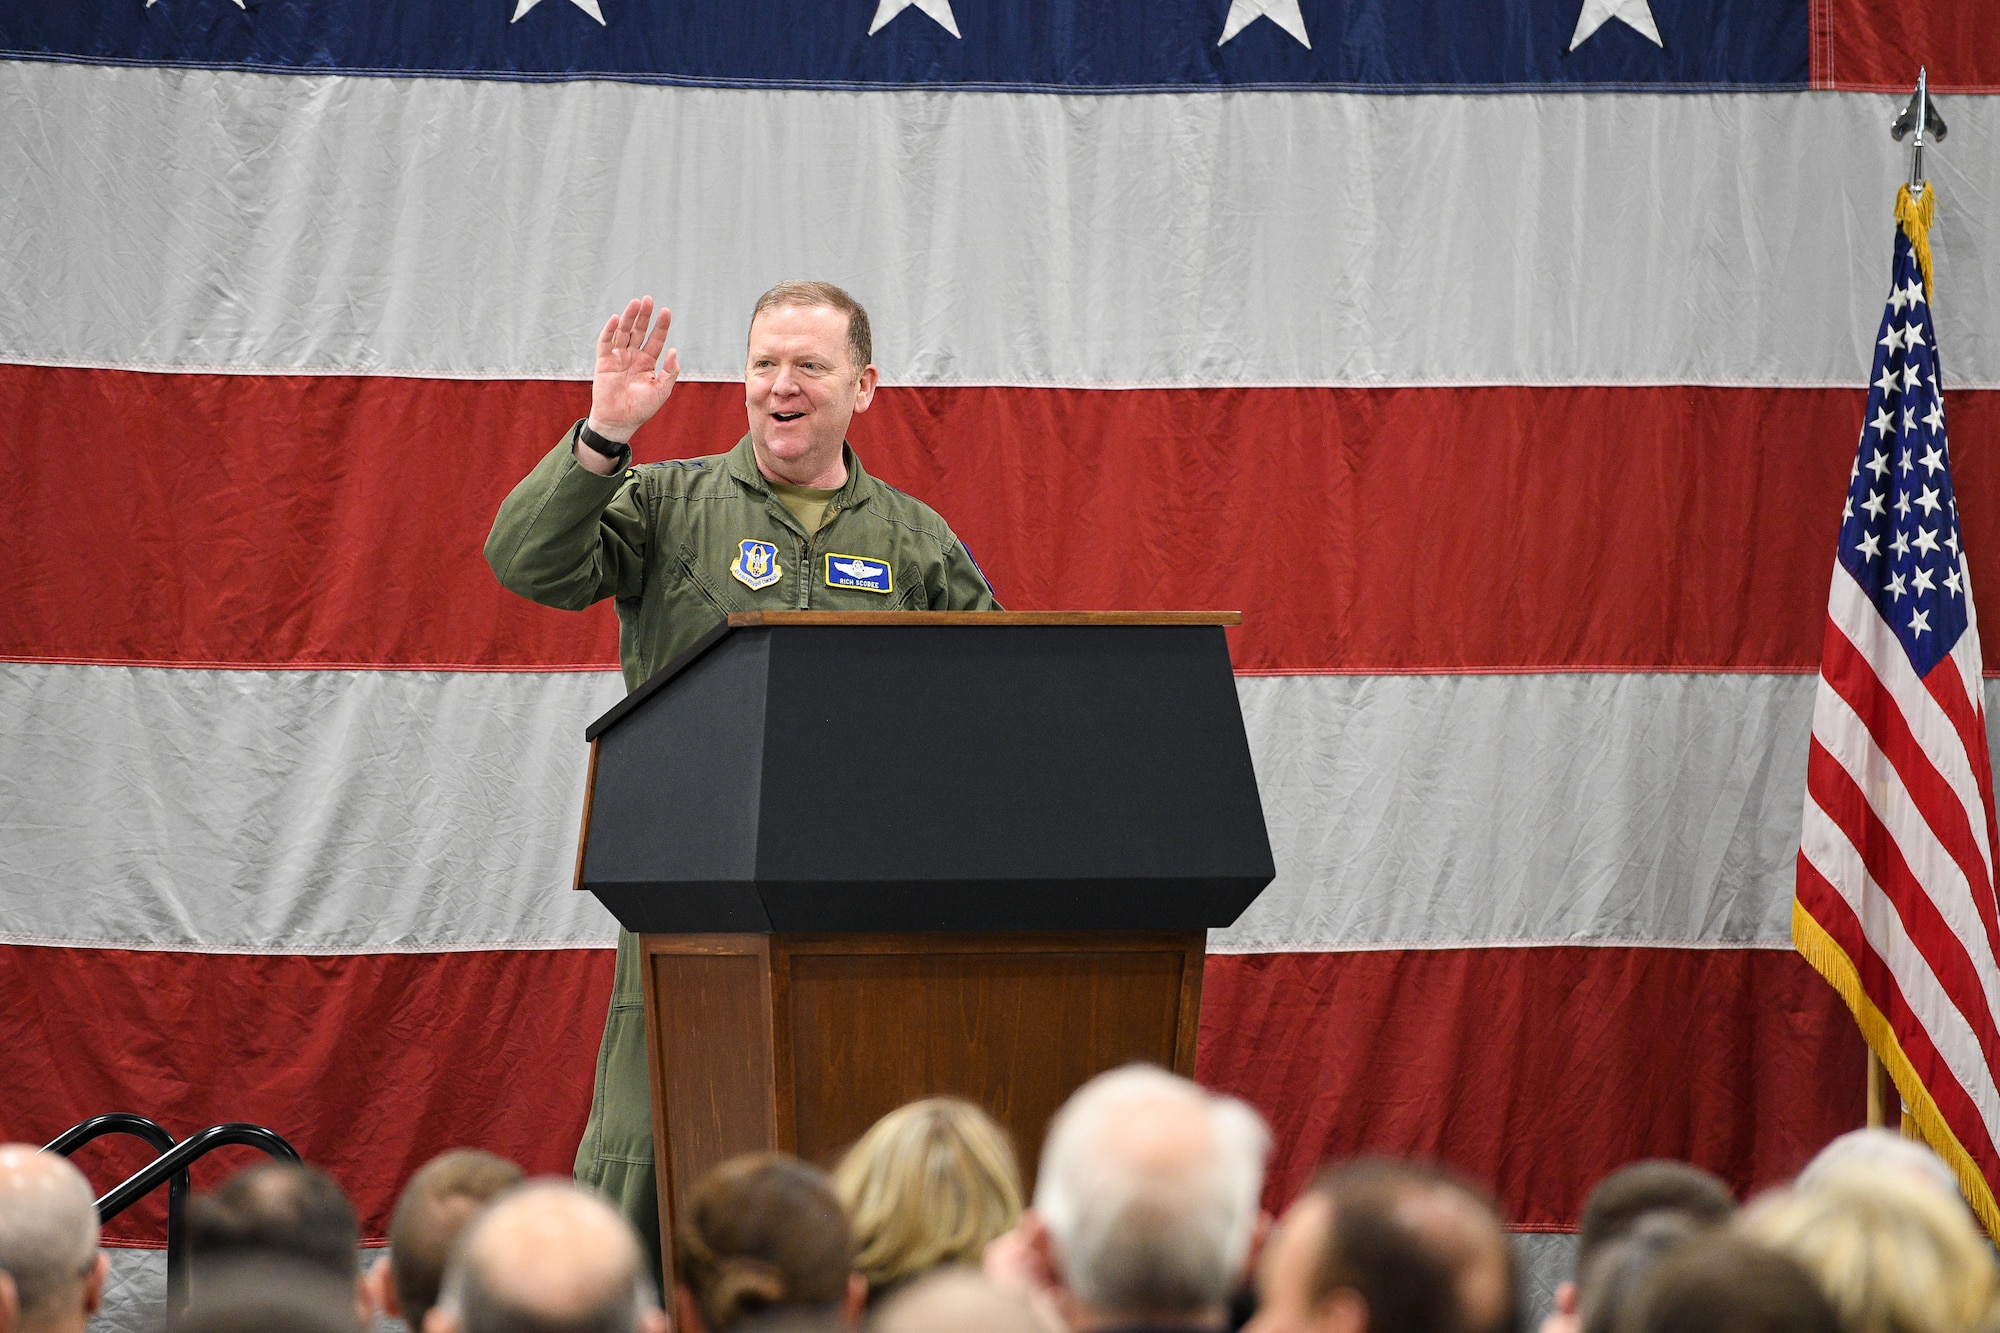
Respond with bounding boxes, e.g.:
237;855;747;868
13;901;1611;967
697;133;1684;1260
639;929;1206;1276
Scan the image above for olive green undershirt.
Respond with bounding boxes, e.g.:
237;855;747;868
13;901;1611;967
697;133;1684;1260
766;477;841;535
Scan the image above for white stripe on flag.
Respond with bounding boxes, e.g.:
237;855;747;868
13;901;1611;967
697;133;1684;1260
5;63;2000;386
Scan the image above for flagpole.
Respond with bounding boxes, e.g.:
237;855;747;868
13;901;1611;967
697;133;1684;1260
1856;71;1948;1139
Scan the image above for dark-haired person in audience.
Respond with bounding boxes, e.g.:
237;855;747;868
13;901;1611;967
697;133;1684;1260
0;1147;106;1333
833;1098;1022;1307
364;1150;524;1333
170;1260;361;1333
1539;1160;1732;1333
986;1065;1270;1333
1245;1160;1514;1333
1572;1213;1699;1333
188;1161;371;1326
676;1154;864;1333
1624;1232;1837;1333
428;1182;667;1333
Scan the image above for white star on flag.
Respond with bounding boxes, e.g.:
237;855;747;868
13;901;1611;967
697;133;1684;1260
1219;0;1311;48
512;0;605;23
1925;401;1946;433
869;0;961;37
1569;0;1662;50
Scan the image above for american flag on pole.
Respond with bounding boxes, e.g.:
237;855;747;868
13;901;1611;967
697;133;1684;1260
1796;184;2000;1231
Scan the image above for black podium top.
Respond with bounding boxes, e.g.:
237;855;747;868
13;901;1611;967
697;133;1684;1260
578;613;1274;934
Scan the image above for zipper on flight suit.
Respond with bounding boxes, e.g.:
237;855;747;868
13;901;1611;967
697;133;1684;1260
796;505;841;608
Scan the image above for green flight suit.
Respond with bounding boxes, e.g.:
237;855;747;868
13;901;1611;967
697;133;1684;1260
484;422;1000;1267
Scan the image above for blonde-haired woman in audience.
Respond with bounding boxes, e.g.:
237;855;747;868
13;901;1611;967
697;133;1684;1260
833;1097;1024;1306
1740;1163;2000;1333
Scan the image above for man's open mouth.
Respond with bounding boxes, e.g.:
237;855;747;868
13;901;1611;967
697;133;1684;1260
772;412;805;422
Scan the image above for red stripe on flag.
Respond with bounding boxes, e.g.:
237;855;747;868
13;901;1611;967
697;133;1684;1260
0;944;615;1244
1794;854;2000;1182
1197;945;1862;1226
16;364;2000;673
1818;624;2000;964
1818;0;2000;91
1925;656;2000;923
3;942;1859;1241
1806;738;2000;1072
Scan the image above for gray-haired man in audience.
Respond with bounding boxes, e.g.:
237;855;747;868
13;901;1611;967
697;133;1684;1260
426;1182;667;1333
0;1146;107;1333
986;1065;1271;1332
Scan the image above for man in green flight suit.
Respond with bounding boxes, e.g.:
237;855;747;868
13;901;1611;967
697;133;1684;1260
484;281;999;1268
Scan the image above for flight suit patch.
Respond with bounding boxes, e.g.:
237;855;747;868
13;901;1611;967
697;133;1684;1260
824;553;892;594
731;539;783;591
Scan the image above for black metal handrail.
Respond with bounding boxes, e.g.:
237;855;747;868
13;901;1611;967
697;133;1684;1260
47;1116;300;1314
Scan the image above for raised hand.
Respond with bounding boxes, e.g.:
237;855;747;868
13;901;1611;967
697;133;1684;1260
587;296;681;444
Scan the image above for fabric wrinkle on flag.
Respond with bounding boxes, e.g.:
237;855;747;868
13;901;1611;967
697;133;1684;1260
1796;182;2000;1233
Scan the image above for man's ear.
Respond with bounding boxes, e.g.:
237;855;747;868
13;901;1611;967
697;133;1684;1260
674;1285;706;1333
0;1269;18;1333
1556;1280;1577;1317
364;1258;402;1320
852;364;878;414
1240;1209;1275;1288
639;1308;670;1333
841;1272;867;1328
424;1304;460;1333
84;1252;108;1317
1321;1287;1368;1333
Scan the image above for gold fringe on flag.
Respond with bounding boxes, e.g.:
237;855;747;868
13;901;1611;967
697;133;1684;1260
1897;182;1936;299
1793;902;2000;1234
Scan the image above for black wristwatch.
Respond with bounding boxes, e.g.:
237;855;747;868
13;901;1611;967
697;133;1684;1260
576;418;632;468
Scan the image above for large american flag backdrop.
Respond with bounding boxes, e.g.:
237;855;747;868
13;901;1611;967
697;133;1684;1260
3;0;1999;1321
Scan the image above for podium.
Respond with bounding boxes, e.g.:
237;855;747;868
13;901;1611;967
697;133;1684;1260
575;612;1274;1276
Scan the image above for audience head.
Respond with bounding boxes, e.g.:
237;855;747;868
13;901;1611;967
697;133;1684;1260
0;1146;106;1333
1740;1164;1999;1333
171;1258;363;1333
834;1098;1022;1303
1573;1213;1699;1333
1030;1065;1270;1328
1795;1128;1959;1198
1248;1159;1514;1333
675;1153;861;1333
189;1162;359;1282
430;1181;666;1333
368;1150;524;1332
1574;1161;1733;1270
869;1270;1044;1333
1624;1232;1838;1333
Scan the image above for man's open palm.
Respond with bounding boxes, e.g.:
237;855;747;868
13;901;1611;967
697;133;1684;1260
589;296;680;441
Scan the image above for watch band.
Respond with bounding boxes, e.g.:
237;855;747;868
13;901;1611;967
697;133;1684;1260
576;418;632;465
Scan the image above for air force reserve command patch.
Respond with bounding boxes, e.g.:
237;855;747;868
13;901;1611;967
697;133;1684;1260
825;553;892;594
730;539;782;591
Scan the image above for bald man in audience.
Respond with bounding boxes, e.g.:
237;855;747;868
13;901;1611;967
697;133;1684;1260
1246;1160;1516;1333
426;1183;667;1333
364;1150;523;1333
0;1146;108;1333
873;1270;1044;1333
986;1065;1271;1333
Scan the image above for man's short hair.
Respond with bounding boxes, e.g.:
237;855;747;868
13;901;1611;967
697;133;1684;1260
749;281;872;371
1305;1160;1517;1333
389;1150;524;1331
1795;1128;1959;1197
675;1154;855;1331
0;1149;100;1323
439;1183;652;1333
187;1163;359;1281
1575;1212;1700;1333
169;1257;357;1333
1626;1233;1840;1333
1033;1065;1270;1320
1575;1161;1733;1271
